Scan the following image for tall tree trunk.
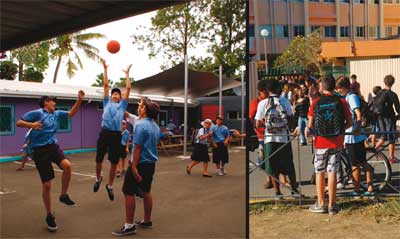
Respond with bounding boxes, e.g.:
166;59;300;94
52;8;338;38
18;62;23;81
53;56;62;83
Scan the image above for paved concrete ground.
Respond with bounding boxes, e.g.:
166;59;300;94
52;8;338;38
250;140;400;200
1;147;245;238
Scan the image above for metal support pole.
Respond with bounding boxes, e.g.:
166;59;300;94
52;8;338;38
184;55;188;156
297;135;302;206
263;37;268;75
241;68;245;146
219;65;222;116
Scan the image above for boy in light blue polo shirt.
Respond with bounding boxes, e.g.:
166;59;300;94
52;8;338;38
113;98;160;236
93;58;132;201
16;91;85;232
336;76;374;196
210;115;230;176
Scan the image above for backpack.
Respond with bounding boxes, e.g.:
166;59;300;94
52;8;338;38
372;90;389;115
359;97;372;128
313;95;346;137
264;97;288;134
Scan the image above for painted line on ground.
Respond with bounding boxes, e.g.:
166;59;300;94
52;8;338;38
0;148;96;163
13;162;97;178
0;191;16;195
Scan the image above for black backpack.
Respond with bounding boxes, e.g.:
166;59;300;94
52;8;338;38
372;90;389;115
313;95;346;137
359;97;373;128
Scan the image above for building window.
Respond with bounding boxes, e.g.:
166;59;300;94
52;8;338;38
293;25;305;36
311;25;321;33
276;25;289;38
227;111;242;120
258;25;272;38
356;26;365;37
385;26;393;37
340;26;350;37
369;0;379;3
383;0;393;3
310;0;320;2
0;104;15;136
56;106;72;133
383;0;400;3
368;26;378;38
249;37;255;52
324;26;336;37
158;110;168;127
353;0;365;3
341;0;350;3
324;0;335;2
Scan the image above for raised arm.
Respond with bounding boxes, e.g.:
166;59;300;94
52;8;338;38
68;90;85;117
101;58;109;98
122;64;132;100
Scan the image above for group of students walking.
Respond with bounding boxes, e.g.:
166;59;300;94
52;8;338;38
251;74;399;215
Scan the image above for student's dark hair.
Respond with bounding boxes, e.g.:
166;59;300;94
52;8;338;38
269;79;281;94
350;74;357;80
321;75;336;92
257;80;267;92
336;75;350;90
144;99;160;120
383;74;395;87
372;86;382;95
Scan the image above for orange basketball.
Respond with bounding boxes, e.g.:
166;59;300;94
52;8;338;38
107;40;120;54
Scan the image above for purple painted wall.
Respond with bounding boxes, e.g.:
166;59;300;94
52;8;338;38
0;97;102;155
0;97;187;155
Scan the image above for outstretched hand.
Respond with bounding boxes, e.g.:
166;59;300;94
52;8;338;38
122;64;132;74
78;90;85;100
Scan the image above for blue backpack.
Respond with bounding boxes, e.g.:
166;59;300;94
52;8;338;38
313;95;346;137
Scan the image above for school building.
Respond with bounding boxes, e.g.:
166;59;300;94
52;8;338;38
0;78;244;156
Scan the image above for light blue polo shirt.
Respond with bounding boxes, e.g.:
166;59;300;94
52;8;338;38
211;124;229;143
101;96;128;131
196;127;210;145
132;118;160;164
22;108;69;148
121;129;130;146
344;93;367;144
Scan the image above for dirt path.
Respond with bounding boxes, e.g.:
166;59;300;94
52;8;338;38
250;200;400;239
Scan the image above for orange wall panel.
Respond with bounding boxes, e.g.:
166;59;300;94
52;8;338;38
309;3;336;26
339;4;350;26
383;5;400;25
353;4;366;26
291;2;305;25
322;40;400;58
367;5;379;26
273;1;289;25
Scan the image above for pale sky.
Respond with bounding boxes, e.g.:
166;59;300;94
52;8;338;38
40;11;211;87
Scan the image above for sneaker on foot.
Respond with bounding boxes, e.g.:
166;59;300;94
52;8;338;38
59;194;76;206
106;184;114;201
112;225;137;236
217;169;224;176
93;176;103;192
337;182;345;189
389;158;400;164
46;213;58;232
275;192;283;201
328;205;339;215
348;191;361;198
309;202;327;213
135;219;152;229
363;191;376;197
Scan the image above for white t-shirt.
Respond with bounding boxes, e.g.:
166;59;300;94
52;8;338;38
255;95;293;143
126;113;139;131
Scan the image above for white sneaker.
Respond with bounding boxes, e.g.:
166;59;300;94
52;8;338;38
337;183;345;189
217;169;224;176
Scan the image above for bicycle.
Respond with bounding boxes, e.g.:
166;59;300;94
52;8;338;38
311;146;392;192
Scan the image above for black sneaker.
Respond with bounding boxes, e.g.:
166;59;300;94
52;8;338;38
59;194;76;206
93;176;103;192
135;219;152;229
112;225;137;236
46;213;58;232
106;184;114;201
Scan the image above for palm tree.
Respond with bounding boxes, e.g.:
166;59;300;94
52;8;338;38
51;32;105;83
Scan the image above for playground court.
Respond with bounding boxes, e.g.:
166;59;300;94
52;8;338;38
1;147;245;238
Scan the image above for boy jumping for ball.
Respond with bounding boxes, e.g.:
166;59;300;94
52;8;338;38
94;58;132;201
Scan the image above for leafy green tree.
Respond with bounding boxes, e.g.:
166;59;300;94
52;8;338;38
0;61;18;80
274;30;322;73
203;0;245;77
23;67;44;82
114;77;134;88
51;32;105;83
10;41;50;81
132;2;206;70
91;73;114;87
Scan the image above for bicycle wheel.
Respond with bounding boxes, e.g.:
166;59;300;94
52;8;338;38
360;148;392;192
